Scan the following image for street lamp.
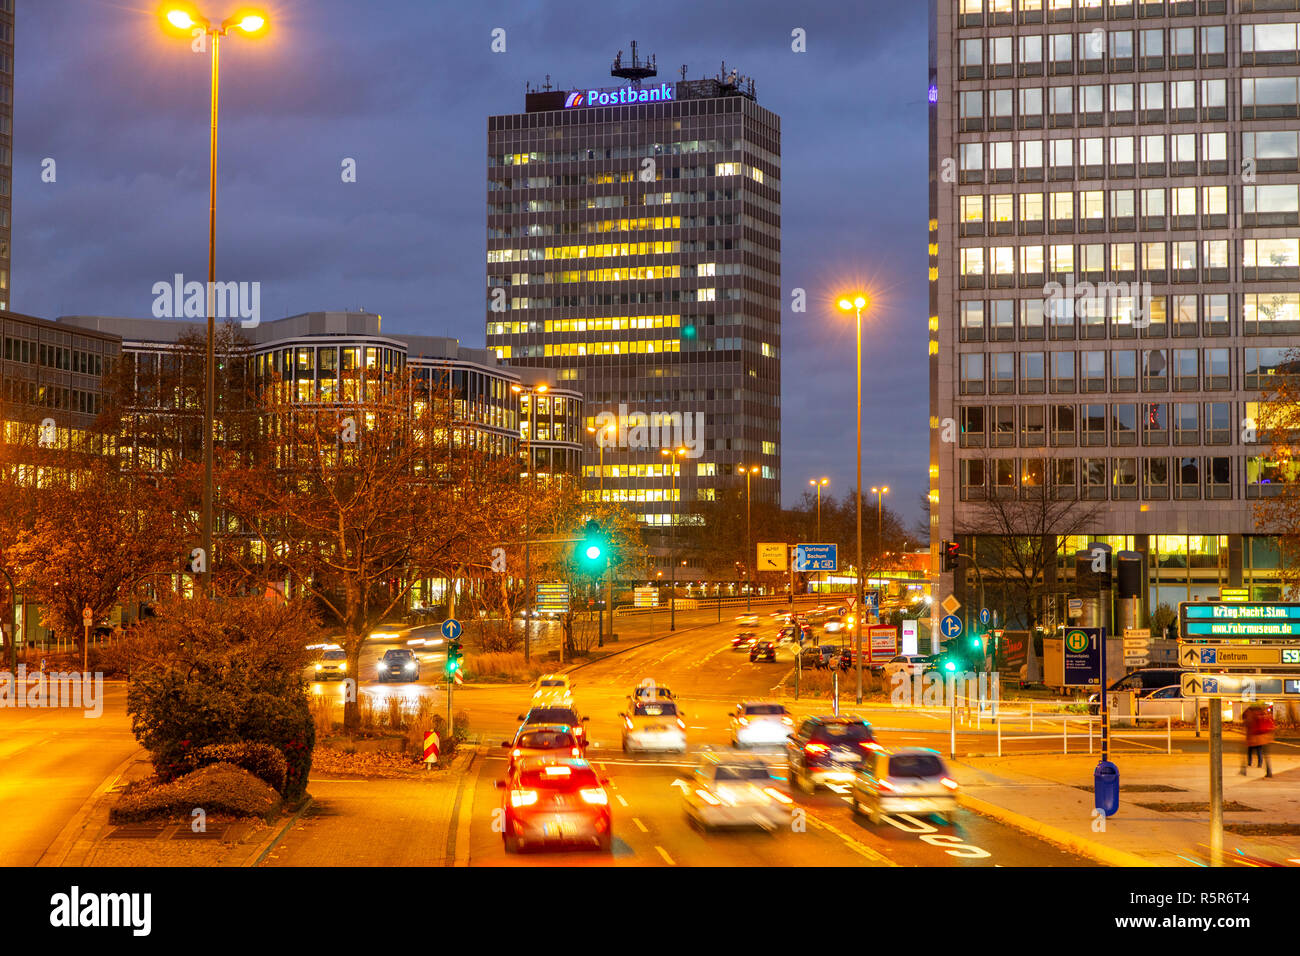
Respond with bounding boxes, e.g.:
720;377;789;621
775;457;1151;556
586;423;617;495
512;382;548;661
161;6;269;594
837;293;870;704
740;465;757;611
809;477;829;540
661;446;688;631
585;422;616;647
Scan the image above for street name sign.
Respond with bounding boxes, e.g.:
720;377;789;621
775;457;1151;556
1179;643;1300;669
1181;672;1300;700
794;543;838;572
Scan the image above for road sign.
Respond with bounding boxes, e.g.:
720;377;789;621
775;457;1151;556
1179;602;1300;641
82;607;93;627
1125;656;1149;667
979;608;990;626
536;583;570;613
940;615;963;639
1067;598;1083;617
440;618;463;641
423;730;440;764
794;543;838;572
634;586;659;608
757;542;788;571
941;594;961;616
1062;626;1104;687
1179;643;1300;669
862;590;879;611
1181;672;1300;699
1219;587;1251;603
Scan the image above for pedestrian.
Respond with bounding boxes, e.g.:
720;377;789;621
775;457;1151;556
1241;703;1276;777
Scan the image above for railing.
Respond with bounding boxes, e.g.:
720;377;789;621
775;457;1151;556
613;593;824;617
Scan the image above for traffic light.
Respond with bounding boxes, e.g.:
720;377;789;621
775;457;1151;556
444;639;462;678
578;519;609;572
942;540;961;572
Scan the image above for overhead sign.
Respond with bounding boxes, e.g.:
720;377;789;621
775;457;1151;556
1179;643;1300;669
1181;672;1300;699
1062;626;1104;687
564;82;676;108
536;583;570;613
1180;602;1300;641
794;543;838;572
757;543;788;572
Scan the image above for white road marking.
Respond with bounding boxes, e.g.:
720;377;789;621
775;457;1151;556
633;817;649;833
616;795;629;807
655;845;676;865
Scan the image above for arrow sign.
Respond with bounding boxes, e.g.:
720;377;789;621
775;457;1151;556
670;779;691;793
980;608;990;626
1181;645;1201;666
940;615;963;639
440;618;463;640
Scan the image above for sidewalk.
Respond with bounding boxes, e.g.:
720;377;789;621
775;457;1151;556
952;749;1300;867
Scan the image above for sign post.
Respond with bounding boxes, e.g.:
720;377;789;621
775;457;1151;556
441;618;462;737
81;606;92;674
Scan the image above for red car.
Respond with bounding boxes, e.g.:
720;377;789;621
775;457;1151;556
496;757;612;853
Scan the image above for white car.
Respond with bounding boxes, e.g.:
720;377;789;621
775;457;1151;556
850;748;960;825
631;678;674;701
1136;685;1234;722
531;674;573;703
621;697;687;753
313;646;348;680
682;753;792;831
822;616;844;634
730;701;794;748
882;655;929;681
735;613;760;627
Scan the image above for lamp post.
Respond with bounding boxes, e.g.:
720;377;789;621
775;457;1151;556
586;423;616;647
740;465;756;611
871;485;889;619
0;566;16;672
162;7;269;595
809;477;828;597
512;382;548;662
838;293;870;704
661;446;688;631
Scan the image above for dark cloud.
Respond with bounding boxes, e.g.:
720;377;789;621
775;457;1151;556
14;0;929;524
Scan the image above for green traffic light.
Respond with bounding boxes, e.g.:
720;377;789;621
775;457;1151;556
586;545;602;560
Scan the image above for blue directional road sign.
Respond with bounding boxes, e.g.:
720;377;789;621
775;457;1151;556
441;618;463;641
980;608;990;626
940;615;963;639
794;543;838;572
1062;626;1103;687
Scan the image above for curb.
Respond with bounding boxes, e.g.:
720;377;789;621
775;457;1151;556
452;746;485;867
247;795;315;867
957;791;1154;867
36;748;146;867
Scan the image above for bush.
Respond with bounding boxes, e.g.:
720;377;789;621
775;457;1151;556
110;763;281;824
175;742;288;794
464;651;547;683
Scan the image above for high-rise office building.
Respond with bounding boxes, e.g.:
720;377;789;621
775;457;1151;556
0;0;13;308
486;50;782;526
931;0;1299;623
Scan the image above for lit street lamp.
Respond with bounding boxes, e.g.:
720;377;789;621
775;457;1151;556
512;382;548;661
837;293;870;704
161;6;269;594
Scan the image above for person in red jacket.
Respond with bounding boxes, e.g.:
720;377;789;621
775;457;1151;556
1241;703;1276;777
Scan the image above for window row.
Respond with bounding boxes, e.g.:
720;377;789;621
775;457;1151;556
956;0;1286;28
959;180;1300;236
958;401;1238;448
959;293;1300;340
955;348;1266;395
958;455;1238;502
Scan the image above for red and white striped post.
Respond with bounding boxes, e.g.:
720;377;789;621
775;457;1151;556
423;730;440;768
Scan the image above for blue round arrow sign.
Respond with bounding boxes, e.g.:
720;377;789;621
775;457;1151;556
441;618;462;640
941;614;963;638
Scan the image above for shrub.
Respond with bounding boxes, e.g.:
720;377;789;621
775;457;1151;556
175;742;288;794
110;763;281;824
463;651;547;683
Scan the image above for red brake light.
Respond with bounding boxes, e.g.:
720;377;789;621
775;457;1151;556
877;778;896;792
805;743;829;756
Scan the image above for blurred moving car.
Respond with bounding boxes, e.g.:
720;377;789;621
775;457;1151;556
631;679;674;701
822;615;844;634
735;613;760;627
518;703;590;747
850;747;959;824
749;640;777;663
377;648;420;683
496;757;612;853
729;701;794;748
732;631;759;650
621;697;687;753
501;723;582;772
681;753;792;831
313;646;348;681
785;716;879;793
531;674;574;703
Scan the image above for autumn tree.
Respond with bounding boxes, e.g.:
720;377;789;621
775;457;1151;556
1252;345;1300;597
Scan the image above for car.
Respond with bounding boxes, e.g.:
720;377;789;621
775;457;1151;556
1135;685;1235;722
882;654;929;682
778;623;812;645
621;697;687;753
731;631;759;650
531;674;573;703
377;648;420;683
822;615;844;634
730;701;794;748
803;644;838;670
785;715;879;793
806;608;828;625
518;703;590;747
1087;667;1191;713
631;679;674;701
681;753;793;831
749;640;777;663
313;647;348;681
735;613;760;627
495;756;612;853
850;747;960;824
501;723;583;772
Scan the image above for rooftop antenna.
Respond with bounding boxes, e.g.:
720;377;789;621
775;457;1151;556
542;74;553;91
679;63;687;81
612;40;657;87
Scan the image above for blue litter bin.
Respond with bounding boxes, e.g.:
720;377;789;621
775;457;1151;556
1094;760;1119;817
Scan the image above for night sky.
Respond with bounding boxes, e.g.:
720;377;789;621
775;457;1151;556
15;0;929;523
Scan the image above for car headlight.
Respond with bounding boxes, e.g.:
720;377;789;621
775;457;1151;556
314;663;322;671
406;661;417;670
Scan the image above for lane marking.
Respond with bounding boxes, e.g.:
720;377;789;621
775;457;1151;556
616;795;629;807
802;812;897;866
633;817;649;833
655;845;676;865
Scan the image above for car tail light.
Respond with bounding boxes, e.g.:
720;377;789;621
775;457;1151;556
696;789;722;806
571;747;581;757
511;749;521;758
877;779;896;793
941;777;959;791
764;787;793;805
580;788;608;805
804;743;829;758
676;719;686;730
623;717;633;730
782;716;794;725
738;717;749;726
510;789;538;807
